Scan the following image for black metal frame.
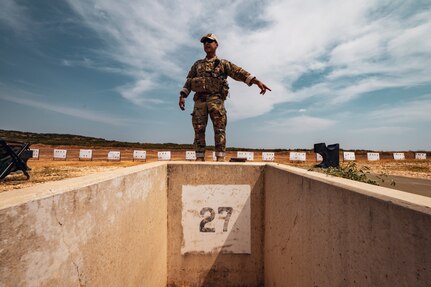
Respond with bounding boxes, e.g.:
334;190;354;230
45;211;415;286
314;142;340;168
0;139;33;180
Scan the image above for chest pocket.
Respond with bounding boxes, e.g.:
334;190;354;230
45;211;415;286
196;62;212;76
191;77;207;92
191;60;226;93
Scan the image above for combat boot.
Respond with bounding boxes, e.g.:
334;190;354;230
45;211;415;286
216;156;225;162
196;157;205;162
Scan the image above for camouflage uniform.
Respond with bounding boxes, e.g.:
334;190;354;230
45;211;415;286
181;56;255;158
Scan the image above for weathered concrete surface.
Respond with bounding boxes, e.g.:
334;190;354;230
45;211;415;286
264;163;431;287
0;162;167;287
1;162;431;287
167;162;265;287
181;184;251;254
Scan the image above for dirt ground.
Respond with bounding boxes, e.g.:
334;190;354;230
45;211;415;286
1;145;429;192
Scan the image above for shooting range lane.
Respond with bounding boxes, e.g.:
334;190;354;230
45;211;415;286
167;163;264;286
0;162;430;286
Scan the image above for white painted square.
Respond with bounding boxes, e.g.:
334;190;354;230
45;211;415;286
262;152;275;161
343;152;356;161
133;150;146;160
158;151;171;161
30;149;39;159
53;149;67;159
237;151;254;161
212;152;217;161
79;149;92;160
289;152;306;161
185;151;196;160
367;152;380;161
393;153;405;160
415;153;427;160
316;153;323;161
107;151;121;161
181;185;251;255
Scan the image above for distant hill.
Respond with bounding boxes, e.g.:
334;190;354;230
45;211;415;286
0;129;194;150
0;129;288;151
1;129;426;153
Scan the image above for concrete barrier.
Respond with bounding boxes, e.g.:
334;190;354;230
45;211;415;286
1;162;430;286
0;162;168;287
264;164;431;287
167;163;264;286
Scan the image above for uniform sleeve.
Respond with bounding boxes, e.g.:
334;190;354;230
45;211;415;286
180;62;197;97
224;60;256;86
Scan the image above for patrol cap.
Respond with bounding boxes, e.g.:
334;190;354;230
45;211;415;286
200;33;218;43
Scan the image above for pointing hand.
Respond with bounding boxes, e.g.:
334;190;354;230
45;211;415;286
257;81;271;95
252;78;271;95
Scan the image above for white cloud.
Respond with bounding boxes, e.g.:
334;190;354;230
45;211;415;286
329;33;384;66
61;57;134;76
64;0;203;106
365;96;431;125
226;80;289;120
387;12;431;57
264;115;336;133
13;0;431;119
117;78;164;106
61;0;431;118
0;0;32;33
319;8;431;104
61;59;71;67
219;0;429;118
0;94;124;125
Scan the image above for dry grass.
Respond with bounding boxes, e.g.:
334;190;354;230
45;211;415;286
1;160;142;191
355;159;431;180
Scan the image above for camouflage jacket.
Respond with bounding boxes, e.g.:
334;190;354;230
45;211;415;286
180;56;255;99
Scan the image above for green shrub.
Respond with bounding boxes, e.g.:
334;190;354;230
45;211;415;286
310;162;378;185
313;162;396;186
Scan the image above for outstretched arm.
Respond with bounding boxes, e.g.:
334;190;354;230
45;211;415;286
251;78;271;95
223;61;271;95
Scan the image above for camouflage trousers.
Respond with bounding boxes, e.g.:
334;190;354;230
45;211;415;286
191;94;227;158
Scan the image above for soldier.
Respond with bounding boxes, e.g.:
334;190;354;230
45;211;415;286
179;33;271;161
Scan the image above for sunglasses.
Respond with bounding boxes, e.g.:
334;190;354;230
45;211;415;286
203;38;215;44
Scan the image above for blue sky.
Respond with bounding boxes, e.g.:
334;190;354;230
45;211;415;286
1;0;430;151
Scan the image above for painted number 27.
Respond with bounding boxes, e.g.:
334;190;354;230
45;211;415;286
200;207;233;232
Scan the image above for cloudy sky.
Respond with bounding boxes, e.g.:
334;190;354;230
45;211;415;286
1;0;430;151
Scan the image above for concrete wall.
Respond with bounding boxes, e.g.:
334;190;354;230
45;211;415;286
0;162;168;287
167;163;265;287
1;162;431;287
264;164;431;287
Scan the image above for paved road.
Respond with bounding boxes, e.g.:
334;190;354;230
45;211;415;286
368;174;431;197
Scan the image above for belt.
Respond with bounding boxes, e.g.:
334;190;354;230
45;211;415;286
194;92;221;101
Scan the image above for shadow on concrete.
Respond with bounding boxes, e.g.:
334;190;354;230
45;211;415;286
200;170;264;286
